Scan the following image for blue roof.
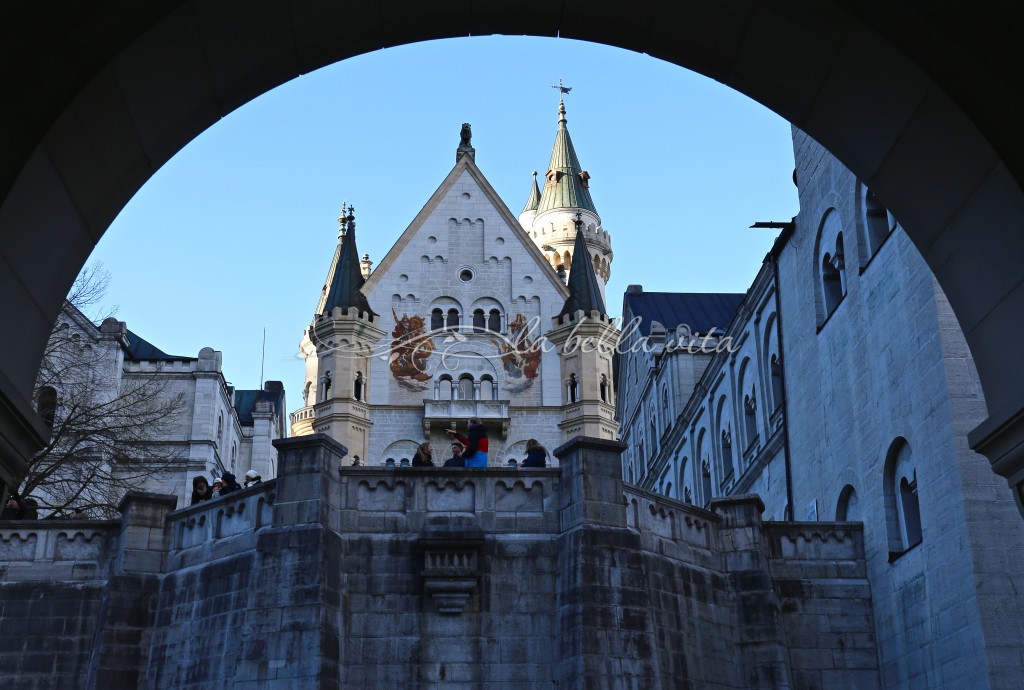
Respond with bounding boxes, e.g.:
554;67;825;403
234;385;286;426
622;291;745;337
123;329;192;361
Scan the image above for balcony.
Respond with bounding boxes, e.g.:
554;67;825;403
423;399;511;435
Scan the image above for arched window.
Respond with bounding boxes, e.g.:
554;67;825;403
770;354;783;411
862;185;897;261
353;372;364;401
822;252;843;315
836;484;859;521
472;309;486;331
217;413;224;447
900;475;922;548
431;308;444;331
883;438;923;556
321;371;332;400
599;374;609;403
479;375;494;401
567;373;578;403
37;386;57;429
303;381;312;406
816;209;848;325
459;374;474;401
488;309;501;332
743;393;757;448
650;420;657;455
446;308;460;331
664;482;672;499
720;429;734;481
701;460;712;508
438;375;454;400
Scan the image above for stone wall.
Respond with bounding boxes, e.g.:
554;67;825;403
0;435;879;689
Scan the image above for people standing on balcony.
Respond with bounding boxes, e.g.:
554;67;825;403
521;439;548;468
0;494;25;520
191;476;214;505
444;441;466;468
243;470;262;487
412;442;435;467
447;417;489;468
219;472;242;496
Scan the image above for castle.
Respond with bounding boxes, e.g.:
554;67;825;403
2;102;1022;688
289;98;618;465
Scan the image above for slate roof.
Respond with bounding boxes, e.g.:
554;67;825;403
622;291;746;337
321;209;377;317
536;100;598;215
521;171;541;213
233;387;286;426
559;225;607;317
122;329;193;361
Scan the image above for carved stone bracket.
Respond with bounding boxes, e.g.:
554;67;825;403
419;537;483;615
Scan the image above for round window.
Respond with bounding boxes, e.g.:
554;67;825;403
459;268;474;282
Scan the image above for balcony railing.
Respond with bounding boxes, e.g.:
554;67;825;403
423;399;510;434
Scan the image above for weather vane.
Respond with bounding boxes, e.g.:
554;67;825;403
550;79;572;102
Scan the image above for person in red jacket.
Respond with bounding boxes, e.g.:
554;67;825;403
446;417;489;468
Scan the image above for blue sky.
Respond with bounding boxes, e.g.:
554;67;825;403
90;36;798;412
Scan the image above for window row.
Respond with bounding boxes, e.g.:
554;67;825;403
435;374;497;401
430;309;505;333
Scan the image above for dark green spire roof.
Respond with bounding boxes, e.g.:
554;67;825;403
322;207;377;317
559;214;606;317
521;170;541;214
537;100;598;215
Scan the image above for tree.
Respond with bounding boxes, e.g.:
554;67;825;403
20;264;187;518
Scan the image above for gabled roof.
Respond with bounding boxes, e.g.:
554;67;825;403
362;151;570;299
536;100;598;216
320;209;377;317
622;290;746;337
521;171;541;214
123;328;192;361
559;223;606;317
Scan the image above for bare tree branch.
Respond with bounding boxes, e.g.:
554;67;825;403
21;263;187;518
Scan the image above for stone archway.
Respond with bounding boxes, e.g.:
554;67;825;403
3;1;1024;504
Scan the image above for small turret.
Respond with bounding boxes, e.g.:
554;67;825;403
518;170;542;230
559;212;607;318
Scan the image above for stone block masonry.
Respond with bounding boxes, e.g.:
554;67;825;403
0;435;879;688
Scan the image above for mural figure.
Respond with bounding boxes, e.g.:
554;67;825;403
390;309;434;390
495;313;541;393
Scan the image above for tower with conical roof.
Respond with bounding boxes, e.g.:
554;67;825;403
521;94;614;302
546;213;619;442
293;206;385;465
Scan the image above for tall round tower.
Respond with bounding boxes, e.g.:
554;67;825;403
520;97;613;301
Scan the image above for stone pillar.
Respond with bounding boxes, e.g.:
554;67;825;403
232;435;348;688
114;491;176;575
84;491;176;690
272;433;348;529
554;436;658;689
711;494;796;690
554;436;627;530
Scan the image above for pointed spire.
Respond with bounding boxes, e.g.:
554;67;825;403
322;205;377;317
537;98;597;215
559;212;606;317
521;170;541;214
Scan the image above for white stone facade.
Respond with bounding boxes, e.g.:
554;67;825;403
618;128;1024;688
293;117;619;466
31;305;285;513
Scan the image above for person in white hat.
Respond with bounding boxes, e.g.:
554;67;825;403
243;469;262;488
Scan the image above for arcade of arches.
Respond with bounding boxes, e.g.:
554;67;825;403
4;2;1024;515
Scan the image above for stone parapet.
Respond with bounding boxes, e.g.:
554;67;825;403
0;519;119;581
165;479;277;570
